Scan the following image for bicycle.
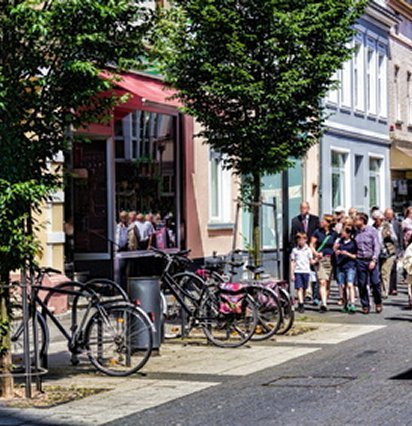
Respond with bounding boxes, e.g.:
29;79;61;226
152;248;258;348
196;250;294;337
11;267;154;376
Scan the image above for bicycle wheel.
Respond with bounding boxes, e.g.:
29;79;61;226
161;290;186;339
11;304;49;369
85;304;153;376
276;288;295;335
162;272;205;339
248;286;282;341
200;291;258;348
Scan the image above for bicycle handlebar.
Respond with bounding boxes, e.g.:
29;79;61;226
34;266;62;275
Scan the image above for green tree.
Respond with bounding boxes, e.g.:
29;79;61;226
154;0;367;263
0;0;150;398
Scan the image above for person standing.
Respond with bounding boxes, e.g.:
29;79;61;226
373;211;396;299
334;226;357;313
333;206;346;234
354;213;382;314
401;206;412;249
115;211;129;252
384;208;402;295
114;211;129;289
402;237;412;309
291;202;320;303
310;215;338;312
291;201;320;242
290;233;313;313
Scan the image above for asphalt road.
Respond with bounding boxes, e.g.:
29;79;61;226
106;287;412;426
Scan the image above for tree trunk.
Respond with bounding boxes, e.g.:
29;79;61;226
251;173;261;269
0;270;13;399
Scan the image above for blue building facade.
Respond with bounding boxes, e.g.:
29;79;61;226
320;1;398;215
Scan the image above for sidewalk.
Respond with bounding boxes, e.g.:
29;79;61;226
0;317;385;426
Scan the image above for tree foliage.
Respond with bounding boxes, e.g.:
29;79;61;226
0;0;151;396
154;0;367;181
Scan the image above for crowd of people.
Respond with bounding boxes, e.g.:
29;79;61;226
115;210;176;252
290;202;412;314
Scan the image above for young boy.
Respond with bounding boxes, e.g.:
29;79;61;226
334;226;357;313
291;232;313;313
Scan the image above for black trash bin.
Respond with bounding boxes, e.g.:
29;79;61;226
127;276;163;349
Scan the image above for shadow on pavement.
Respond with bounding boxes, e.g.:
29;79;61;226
390;368;412;380
0;408;77;426
384;316;412;323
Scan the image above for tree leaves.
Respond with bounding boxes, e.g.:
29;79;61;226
154;0;367;182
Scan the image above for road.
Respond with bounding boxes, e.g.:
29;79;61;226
1;285;412;426
107;288;412;426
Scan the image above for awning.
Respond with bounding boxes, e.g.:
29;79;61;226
115;72;181;109
395;144;412;158
391;141;412;170
78;72;182;137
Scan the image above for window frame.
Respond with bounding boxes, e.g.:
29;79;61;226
330;148;350;212
368;155;384;209
208;149;232;224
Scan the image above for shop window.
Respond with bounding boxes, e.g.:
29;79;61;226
72;141;108;253
331;151;348;211
369;157;382;208
209;150;231;223
115;111;178;242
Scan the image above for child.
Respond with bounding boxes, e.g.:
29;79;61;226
291;232;313;313
334;226;357;313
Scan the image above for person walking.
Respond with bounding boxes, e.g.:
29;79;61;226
310;214;338;312
290;233;313;313
334;226;357;313
402;237;412;309
384;208;403;295
354;213;382;314
401;206;412;249
373;211;397;299
333;206;346;234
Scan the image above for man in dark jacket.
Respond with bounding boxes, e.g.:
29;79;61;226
291;201;320;244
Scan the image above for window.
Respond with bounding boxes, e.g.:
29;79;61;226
327;71;339;104
341;57;352;108
377;45;387;118
331;151;348;210
366;40;377;115
369;157;382;208
394;66;401;122
354;38;365;111
407;72;412;125
209;150;232;223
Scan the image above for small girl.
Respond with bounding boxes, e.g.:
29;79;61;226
290;232;313;313
334;226;357;313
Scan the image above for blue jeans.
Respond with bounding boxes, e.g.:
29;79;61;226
356;259;382;309
336;268;356;286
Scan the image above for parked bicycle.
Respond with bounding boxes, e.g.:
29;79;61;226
196;251;295;337
152;248;258;348
11;267;154;376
